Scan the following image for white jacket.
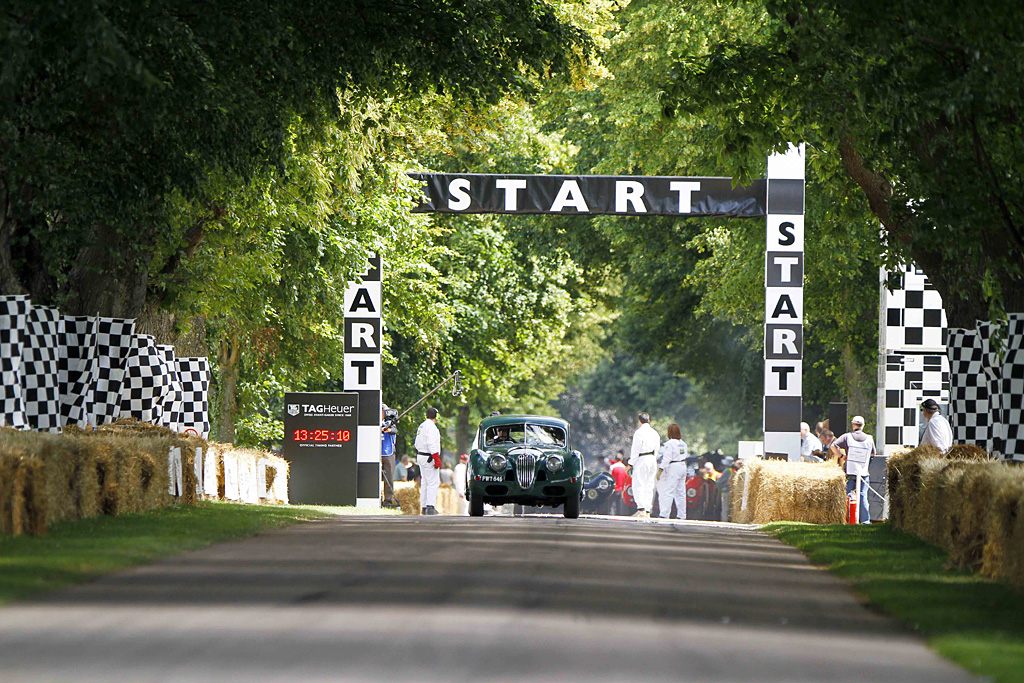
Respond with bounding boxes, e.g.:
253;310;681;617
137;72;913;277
629;423;660;466
414;419;441;455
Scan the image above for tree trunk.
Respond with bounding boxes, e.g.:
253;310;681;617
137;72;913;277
456;405;472;456
64;227;149;318
135;302;210;358
842;342;874;427
217;332;240;444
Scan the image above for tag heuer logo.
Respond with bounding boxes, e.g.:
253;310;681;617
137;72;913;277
287;404;300;416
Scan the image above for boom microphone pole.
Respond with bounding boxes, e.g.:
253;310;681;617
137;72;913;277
388;371;463;426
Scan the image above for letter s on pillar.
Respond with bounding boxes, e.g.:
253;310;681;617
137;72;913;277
448;178;471;211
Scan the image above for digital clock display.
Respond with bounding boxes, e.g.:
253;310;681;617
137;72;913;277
291;429;352;443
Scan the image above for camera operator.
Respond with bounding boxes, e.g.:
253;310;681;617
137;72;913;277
381;404;400;508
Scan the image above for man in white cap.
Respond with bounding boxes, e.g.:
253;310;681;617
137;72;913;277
919;399;953;454
628;412;660;519
414;407;442;515
800;422;823;462
829;415;876;524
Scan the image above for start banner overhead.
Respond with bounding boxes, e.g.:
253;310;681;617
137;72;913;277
410;173;771;218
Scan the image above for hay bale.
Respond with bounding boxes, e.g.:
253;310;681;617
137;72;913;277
12;454;47;536
945;444;993;461
981;466;1024;585
945;462;1002;572
0;447;19;535
731;460;761;525
436;485;460;516
887;444;942;532
750;459;846;524
395;481;420;515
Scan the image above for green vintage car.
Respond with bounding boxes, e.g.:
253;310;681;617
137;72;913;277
466;415;584;518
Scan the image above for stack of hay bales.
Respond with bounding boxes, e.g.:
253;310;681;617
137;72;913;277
730;457;846;525
888;443;1024;585
1;418;291;537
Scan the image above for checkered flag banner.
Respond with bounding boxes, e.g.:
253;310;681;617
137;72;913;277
59;315;98;428
977;322;1006;457
119;334;172;424
1001;314;1024;461
947;328;990;449
21;305;61;432
0;295;31;429
87;317;137;426
156;344;183;432
175;357;211;438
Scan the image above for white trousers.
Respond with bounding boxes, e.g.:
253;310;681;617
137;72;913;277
417;455;440;508
656;461;687;519
632;454;657;511
454;487;468;515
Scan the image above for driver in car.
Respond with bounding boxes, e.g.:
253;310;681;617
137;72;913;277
492;426;515;444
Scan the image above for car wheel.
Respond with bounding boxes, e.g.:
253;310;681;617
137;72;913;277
470;494;485;517
563;493;580;519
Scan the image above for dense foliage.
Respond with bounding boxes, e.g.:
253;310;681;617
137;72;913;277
3;0;1015;453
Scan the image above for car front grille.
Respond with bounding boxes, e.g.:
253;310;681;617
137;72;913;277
515;453;537;488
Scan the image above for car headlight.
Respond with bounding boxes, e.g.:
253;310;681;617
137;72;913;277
488;454;507;472
587;489;598;499
598;479;610;490
546;455;564;472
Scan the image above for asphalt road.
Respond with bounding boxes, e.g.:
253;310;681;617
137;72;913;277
0;514;974;682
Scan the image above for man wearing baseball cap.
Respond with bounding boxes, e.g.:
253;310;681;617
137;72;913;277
919;399;953;454
829;415;876;524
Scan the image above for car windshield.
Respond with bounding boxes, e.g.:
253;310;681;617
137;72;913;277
483;423;566;448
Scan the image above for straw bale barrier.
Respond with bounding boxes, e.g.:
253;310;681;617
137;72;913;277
729;457;845;524
888;443;1024;584
1;421;289;537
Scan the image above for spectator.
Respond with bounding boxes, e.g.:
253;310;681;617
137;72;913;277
609;451;628;516
829;415;876;524
701;461;720;481
800;422;823;462
406;454;420;484
919;399;953;453
395;454;409;482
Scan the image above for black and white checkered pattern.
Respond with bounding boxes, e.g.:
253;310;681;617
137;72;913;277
21;305;61;432
977;322;1005;457
87;317;136;426
59;315;98;428
119;335;172;424
1001;314;1024;461
0;295;31;430
882;352;950;447
884;265;948;351
947;328;990;447
176;357;211;438
156;344;183;432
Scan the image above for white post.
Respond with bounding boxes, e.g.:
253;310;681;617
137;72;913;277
343;254;383;508
764;145;806;461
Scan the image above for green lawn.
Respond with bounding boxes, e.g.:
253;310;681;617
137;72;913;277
0;501;397;604
765;522;1024;683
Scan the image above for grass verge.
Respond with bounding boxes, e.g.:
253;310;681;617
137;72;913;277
764;522;1024;682
0;501;397;605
